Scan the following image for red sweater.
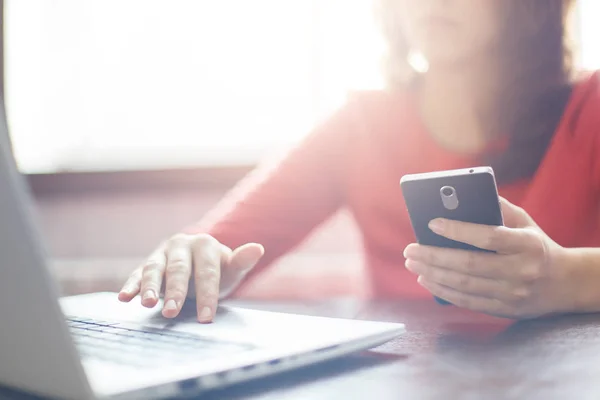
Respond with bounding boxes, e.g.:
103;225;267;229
187;71;600;299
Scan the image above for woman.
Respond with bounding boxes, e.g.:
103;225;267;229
119;0;600;321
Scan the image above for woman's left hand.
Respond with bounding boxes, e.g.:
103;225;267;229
404;197;574;319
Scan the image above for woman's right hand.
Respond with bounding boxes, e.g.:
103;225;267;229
117;233;264;323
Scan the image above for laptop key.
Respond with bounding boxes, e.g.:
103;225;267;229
66;316;253;368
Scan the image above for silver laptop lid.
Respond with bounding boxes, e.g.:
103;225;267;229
0;2;93;398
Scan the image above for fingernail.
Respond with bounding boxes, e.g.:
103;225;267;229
164;299;177;311
198;306;212;323
142;289;156;302
405;259;415;273
429;219;444;234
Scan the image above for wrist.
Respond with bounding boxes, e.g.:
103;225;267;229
558;247;600;314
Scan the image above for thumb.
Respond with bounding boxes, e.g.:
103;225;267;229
499;197;537;229
225;243;265;275
217;243;265;299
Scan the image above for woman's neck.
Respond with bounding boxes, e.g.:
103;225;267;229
418;62;505;153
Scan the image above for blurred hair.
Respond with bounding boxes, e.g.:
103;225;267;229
376;0;577;184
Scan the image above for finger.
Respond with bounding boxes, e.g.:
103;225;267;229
191;235;223;323
162;238;193;318
499;197;537;229
417;277;512;317
219;243;265;296
428;218;535;253
406;260;514;302
118;267;143;302
139;248;167;308
228;243;265;271
404;243;516;280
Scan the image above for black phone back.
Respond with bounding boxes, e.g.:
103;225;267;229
401;168;503;305
401;168;503;252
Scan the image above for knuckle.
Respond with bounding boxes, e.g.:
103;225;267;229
458;274;471;290
484;228;502;249
195;280;220;300
195;267;220;283
165;286;187;301
191;233;219;248
521;265;543;282
195;282;220;302
141;275;159;288
169;233;191;243
141;266;161;283
142;269;160;283
197;288;220;302
193;253;221;270
465;251;477;273
140;281;159;293
166;260;190;274
443;222;456;239
166;269;189;283
192;253;222;275
143;260;164;273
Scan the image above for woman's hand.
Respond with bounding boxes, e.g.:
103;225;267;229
118;233;264;323
403;197;574;319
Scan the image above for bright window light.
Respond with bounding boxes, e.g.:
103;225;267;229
4;0;381;173
4;0;598;174
579;0;600;70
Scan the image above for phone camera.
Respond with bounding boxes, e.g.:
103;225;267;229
440;186;459;210
441;187;454;197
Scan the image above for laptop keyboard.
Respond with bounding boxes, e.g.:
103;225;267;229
66;316;253;368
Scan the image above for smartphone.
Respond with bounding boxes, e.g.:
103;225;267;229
400;166;504;305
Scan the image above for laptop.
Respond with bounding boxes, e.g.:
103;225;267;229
0;27;404;400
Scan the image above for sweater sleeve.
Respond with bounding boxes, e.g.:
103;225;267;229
182;98;360;284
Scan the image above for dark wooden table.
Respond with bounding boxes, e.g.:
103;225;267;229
198;298;600;400
5;259;600;399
